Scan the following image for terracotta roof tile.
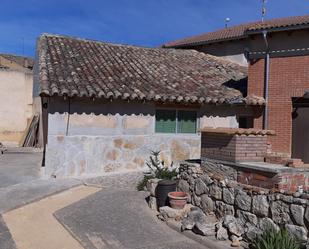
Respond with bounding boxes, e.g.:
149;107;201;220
0;54;34;70
200;127;275;136
37;33;263;105
163;14;309;48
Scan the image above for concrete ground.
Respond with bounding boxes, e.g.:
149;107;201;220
0;148;42;188
4;186;100;249
54;189;207;249
0;151;219;249
0;148;82;249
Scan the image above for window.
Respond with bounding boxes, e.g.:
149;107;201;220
155;109;197;133
238;116;254;128
155;110;176;133
177;110;197;133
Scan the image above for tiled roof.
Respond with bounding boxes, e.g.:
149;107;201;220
200;127;276;136
248;14;309;31
163;23;252;48
163;14;309;48
0;54;34;70
37;33;264;106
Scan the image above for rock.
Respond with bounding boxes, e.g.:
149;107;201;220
236;210;258;226
259;218;280;232
231;239;241;247
281;194;294;203
177;179;190;194
252;195;269;217
304;207;309;228
193;222;216;236
230;235;241;247
223;215;244;237
244;225;263;242
159;205;193;221
223;188;235;205
293;198;307;205
215;201;234;218
194;178;208;196
216;223;229;241
201;174;213;185
223;215;236;227
209;184;222;200
290;204;305;226
235;190;251;211
270;201;292;225
181;207;207;231
285;224;308;242
148;196;157;210
147;178;161;197
200;195;214;214
187;176;195;189
159;206;179;220
293;192;302;198
192;194;201;207
180;171;189;180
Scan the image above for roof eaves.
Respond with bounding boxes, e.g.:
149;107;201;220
246;22;309;35
164;34;249;48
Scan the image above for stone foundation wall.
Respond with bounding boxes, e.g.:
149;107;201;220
45;134;200;178
178;161;309;244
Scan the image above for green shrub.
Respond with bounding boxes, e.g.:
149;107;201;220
136;151;178;191
137;174;154;191
252;228;300;249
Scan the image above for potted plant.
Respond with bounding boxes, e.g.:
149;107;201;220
168;191;189;209
137;151;178;207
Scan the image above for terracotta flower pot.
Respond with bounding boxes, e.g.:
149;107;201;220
168;191;188;209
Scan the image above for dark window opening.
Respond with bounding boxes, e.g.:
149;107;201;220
238;116;254;128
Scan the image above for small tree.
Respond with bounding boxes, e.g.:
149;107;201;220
137;151;177;191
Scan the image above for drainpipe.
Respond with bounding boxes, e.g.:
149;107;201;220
262;30;270;130
66;97;71;136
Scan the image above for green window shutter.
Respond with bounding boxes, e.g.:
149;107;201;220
177;110;197;133
155;110;176;133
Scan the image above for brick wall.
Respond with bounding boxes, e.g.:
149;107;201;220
201;132;267;162
248;55;309;155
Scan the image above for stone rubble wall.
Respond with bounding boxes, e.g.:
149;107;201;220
45;134;200;178
178;161;309;244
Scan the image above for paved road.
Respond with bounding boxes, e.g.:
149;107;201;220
0;148;42;188
55;189;208;249
0;148;82;249
0;217;16;249
0;151;210;249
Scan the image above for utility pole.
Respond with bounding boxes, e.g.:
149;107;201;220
262;0;267;22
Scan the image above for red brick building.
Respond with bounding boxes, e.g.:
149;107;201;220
164;15;309;163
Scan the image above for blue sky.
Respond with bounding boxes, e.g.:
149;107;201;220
1;0;309;57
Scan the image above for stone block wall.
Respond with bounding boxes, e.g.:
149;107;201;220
45;134;200;178
201;128;270;162
178;161;309;244
44;98;256;177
